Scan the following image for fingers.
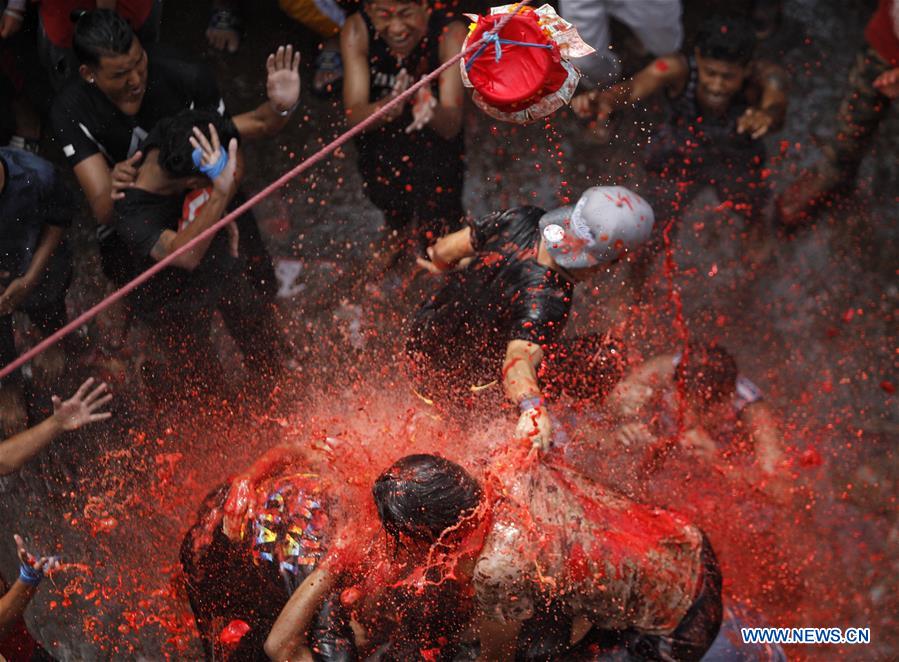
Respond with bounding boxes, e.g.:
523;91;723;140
415;257;441;273
73;377;95;401
190;126;214;158
84;380;109;406
227;137;238;163
292;49;301;72
127;150;143;165
14;533;30;565
87;412;113;423
208;123;221;152
87;394;113;413
266;53;276;76
283;45;294;71
51;395;62;410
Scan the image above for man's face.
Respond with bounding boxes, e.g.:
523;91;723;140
694;50;748;114
365;0;429;56
81;37;148;112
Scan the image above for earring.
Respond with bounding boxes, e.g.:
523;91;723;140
89;78;95;84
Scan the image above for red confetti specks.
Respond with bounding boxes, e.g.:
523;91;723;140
880;381;895;394
654;58;669;72
90;516;119;536
219;619;250;645
799;448;823;467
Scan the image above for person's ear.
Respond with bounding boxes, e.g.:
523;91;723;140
79;64;96;84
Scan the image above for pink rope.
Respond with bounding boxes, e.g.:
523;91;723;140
0;3;533;381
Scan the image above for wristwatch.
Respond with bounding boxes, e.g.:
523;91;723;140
273;101;299;117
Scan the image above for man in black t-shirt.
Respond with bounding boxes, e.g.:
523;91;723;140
114;110;283;400
410;186;655;450
341;0;467;261
50;9;301;291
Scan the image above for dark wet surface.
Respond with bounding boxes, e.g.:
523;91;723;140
0;0;896;659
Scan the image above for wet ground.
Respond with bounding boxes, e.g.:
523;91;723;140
1;0;896;659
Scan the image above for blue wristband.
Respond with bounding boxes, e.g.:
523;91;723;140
18;563;42;586
191;145;229;180
518;396;544;413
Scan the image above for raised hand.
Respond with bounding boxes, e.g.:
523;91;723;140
382;68;413;123
51;378;113;431
14;533;61;585
189;123;239;195
266;45;302;114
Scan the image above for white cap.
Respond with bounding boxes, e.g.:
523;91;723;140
539;186;654;270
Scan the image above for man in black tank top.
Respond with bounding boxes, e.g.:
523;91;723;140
572;17;789;289
340;0;467;261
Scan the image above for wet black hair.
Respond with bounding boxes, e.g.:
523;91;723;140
148;109;240;179
372;454;483;545
72;9;135;66
695;16;757;66
674;343;738;406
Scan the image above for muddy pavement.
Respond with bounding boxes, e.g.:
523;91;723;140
0;0;896;659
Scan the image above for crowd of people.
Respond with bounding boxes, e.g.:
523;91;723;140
0;0;895;659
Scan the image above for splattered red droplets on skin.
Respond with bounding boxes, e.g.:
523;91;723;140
654;58;669;73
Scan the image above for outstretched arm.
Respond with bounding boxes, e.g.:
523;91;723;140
504;340;553;451
572;54;688;120
0;378;111;475
416;226;474;273
265;567;337;661
150;125;240;270
738;60;789;139
0;535;60;638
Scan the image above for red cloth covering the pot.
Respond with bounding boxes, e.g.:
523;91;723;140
466;13;568;113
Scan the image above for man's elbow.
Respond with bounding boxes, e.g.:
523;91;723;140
263;634;298;662
89;197;115;226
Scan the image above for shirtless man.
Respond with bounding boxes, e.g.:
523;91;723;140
606;342;788;494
